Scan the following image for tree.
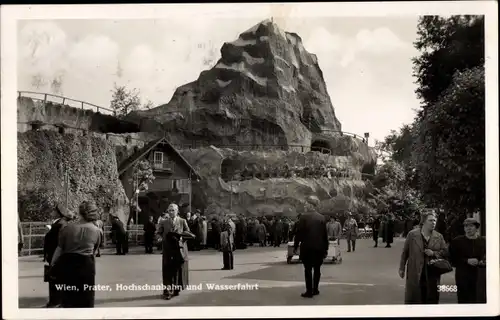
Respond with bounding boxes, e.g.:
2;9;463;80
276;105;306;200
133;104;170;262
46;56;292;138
143;100;155;110
413;15;484;108
413;66;485;214
129;160;155;208
412;15;485;233
372;161;406;194
110;84;141;118
379;125;419;190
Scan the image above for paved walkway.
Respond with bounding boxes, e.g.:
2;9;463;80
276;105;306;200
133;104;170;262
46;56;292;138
18;238;458;307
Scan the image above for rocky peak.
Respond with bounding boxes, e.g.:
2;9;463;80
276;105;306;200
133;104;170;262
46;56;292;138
136;19;342;148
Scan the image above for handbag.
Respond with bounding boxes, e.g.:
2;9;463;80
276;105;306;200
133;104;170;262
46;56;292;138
422;233;453;276
428;258;453;275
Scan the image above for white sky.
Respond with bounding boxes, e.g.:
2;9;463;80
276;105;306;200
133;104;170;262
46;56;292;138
17;16;421;143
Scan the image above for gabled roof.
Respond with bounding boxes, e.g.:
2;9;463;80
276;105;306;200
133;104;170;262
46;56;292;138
118;136;201;180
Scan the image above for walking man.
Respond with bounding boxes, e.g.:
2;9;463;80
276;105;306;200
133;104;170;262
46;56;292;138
110;215;127;255
344;212;358;252
293;205;329;298
144;216;156;254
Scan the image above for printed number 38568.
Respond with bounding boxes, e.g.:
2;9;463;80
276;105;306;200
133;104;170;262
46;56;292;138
437;285;457;292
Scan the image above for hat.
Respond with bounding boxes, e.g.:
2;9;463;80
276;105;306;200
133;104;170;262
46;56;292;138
463;217;480;228
56;204;74;219
306;195;320;206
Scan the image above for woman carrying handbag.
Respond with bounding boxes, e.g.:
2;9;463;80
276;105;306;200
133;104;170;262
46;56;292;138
399;212;449;304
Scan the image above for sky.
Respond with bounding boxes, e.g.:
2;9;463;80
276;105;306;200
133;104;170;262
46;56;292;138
17;15;422;144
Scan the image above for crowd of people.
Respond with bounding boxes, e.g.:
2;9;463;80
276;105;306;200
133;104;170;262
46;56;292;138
229;164;354;181
32;198;486;308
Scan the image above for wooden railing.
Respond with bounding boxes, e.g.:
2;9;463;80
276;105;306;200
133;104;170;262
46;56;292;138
18;91;115;116
320;129;367;142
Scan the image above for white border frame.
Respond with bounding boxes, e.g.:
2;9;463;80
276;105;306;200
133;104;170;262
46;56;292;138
2;2;498;319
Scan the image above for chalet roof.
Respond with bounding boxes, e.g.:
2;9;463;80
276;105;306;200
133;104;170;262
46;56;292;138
118;136;201;180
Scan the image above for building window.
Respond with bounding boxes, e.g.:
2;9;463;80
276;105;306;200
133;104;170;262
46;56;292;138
177;179;191;193
153;151;164;169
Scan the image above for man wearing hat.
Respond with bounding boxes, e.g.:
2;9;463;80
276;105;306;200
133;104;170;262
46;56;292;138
344;212;358;252
43;204;73;307
293;196;329;298
448;217;486;303
157;203;194;300
110;215;128;255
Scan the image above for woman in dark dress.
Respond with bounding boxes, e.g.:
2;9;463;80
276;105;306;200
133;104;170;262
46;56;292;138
49;201;102;308
43;204;73;307
143;216;156;254
372;216;381;247
448;217;486;303
220;219;235;270
385;214;395;248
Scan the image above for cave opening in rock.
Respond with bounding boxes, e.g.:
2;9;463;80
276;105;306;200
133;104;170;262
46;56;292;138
311;140;331;154
220;158;243;182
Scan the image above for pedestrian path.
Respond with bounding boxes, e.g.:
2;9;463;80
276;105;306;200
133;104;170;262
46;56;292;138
18;238;457;307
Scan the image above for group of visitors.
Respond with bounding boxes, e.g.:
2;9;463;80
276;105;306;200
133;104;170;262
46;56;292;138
399;211;486;304
233;164;353;181
33;197;486;308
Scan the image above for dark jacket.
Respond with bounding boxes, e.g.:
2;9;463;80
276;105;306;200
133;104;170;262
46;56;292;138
111;218;126;235
43;218;69;263
293;211;329;260
144;221;156;237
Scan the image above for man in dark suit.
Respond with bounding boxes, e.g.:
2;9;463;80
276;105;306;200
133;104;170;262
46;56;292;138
273;218;283;247
293;207;329;298
110;215;128;255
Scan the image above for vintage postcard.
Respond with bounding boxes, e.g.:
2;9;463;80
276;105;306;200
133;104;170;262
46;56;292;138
1;1;498;319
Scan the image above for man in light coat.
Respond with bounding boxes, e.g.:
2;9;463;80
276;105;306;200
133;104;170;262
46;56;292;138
344;212;358;252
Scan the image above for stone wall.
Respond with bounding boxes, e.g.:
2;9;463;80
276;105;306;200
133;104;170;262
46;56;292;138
18;130;130;226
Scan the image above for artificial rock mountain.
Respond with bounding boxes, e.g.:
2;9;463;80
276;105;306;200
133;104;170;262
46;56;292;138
131;20;377;217
135;19;345;150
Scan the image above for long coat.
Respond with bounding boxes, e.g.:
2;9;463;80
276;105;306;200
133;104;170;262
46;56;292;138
385;219;395;244
399;228;447;304
201;220;208;245
220;222;235;252
158;216;191;289
294;211;329;261
344;218;358;240
257;224;267;242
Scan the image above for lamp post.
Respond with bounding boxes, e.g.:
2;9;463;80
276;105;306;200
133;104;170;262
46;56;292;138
134;170;139;225
64;166;69;211
229;177;233;211
189;170;192;212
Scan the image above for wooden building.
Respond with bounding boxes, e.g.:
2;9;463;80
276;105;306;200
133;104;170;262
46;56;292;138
118;136;201;224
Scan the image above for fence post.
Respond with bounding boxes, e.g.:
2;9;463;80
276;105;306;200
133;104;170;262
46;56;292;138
44;94;47;103
97;107;100;113
62;98;66;105
28;223;32;256
81;102;84;110
18;91;21;98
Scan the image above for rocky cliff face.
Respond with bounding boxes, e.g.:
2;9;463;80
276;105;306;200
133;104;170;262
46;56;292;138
181;147;375;217
135;19;343;148
18;131;130;226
